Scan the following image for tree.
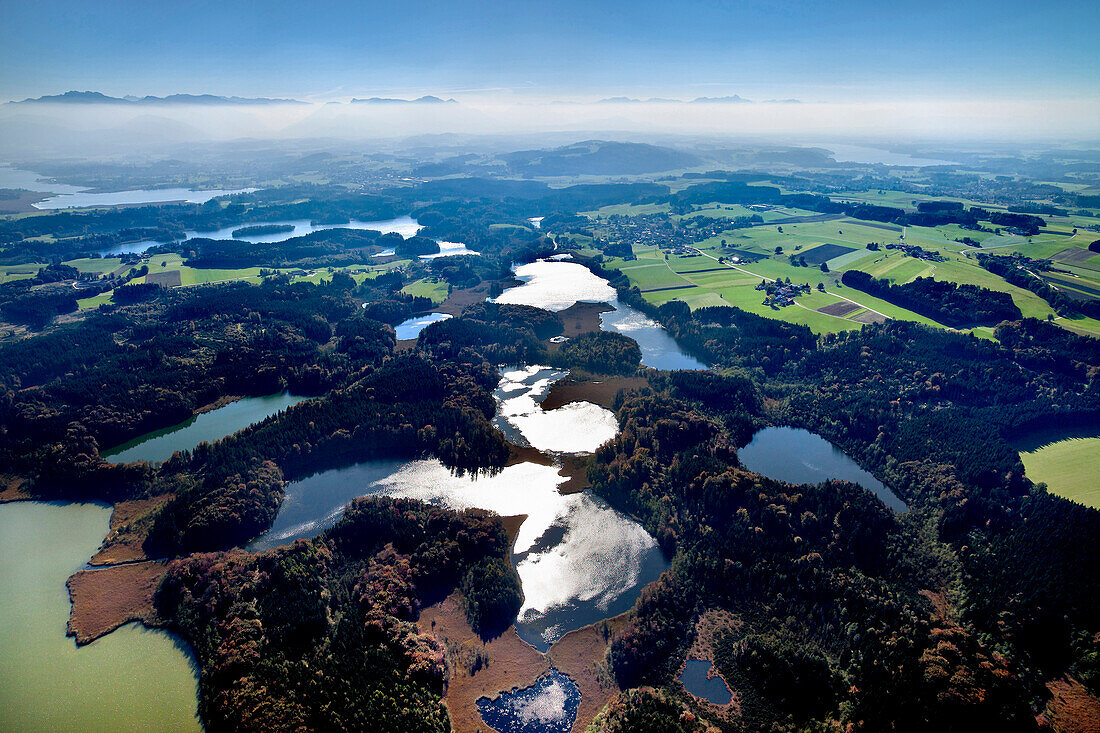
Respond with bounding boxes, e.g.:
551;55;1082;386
775;246;784;255
820;262;830;273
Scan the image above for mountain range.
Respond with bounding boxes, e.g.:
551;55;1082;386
11;91;308;106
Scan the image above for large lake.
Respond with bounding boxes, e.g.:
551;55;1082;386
95;214;477;259
250;458;668;650
813;143;957;167
739;426;906;512
493;260;707;371
0;165;86;194
102;392;308;464
0;502;200;732
35;187;256;210
252;366;665;650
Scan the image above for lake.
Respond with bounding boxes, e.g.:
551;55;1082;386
94;214;478;259
493;365;619;454
0;165;86;194
493;260;707;371
34;187;256;210
477;668;580;733
251;457;668;650
679;659;732;705
0;502;200;732
814;143;957;167
394;312;452;340
102;392;309;464
739;426;907;512
96;214;426;257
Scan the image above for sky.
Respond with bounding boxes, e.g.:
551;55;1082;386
1;0;1098;104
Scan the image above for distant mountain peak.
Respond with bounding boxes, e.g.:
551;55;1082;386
690;95;752;104
10;91;307;105
349;95;457;104
596;97;681;104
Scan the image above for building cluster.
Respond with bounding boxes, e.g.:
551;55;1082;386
756;279;812;307
886;243;945;262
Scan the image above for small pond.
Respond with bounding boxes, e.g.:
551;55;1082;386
477;668;580;733
679;659;732;705
394;312;451;340
739;426;906;512
102;392;308;464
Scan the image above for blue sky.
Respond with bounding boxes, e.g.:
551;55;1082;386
1;0;1097;102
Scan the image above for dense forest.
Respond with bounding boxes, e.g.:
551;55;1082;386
0;175;1097;732
157;497;520;732
840;270;1022;327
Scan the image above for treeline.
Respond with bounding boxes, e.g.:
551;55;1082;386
177;228;396;269
231;223;294;238
156;497;521;731
549;331;641;375
665;181;1047;232
0;278;376;500
978;252;1100;319
841;270;1021;327
0;186;401;263
148;355;510;553
591;392;1032;731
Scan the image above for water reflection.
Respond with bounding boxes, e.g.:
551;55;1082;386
493;366;618;454
476;668;580;733
394;312;451;340
739;426;907;512
102;392;308;464
493;260;706;371
251;458;668;650
35;187;256;210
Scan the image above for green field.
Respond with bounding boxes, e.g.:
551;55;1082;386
1018;436;1100;509
402;278;450;303
594;206;1100;336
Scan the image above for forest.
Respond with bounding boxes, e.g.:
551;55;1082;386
156;497;520;732
0;175;1097;733
840;269;1022;327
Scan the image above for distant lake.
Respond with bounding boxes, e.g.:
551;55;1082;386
0;502;200;732
102;392;308;464
187;214;423;243
94;214;478;259
739;426;906;512
34;187;256;210
679;659;732;705
494;260;707;371
421;240;480;258
477;668;580;733
394;312;451;340
816;143;957;167
0;165;86;194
